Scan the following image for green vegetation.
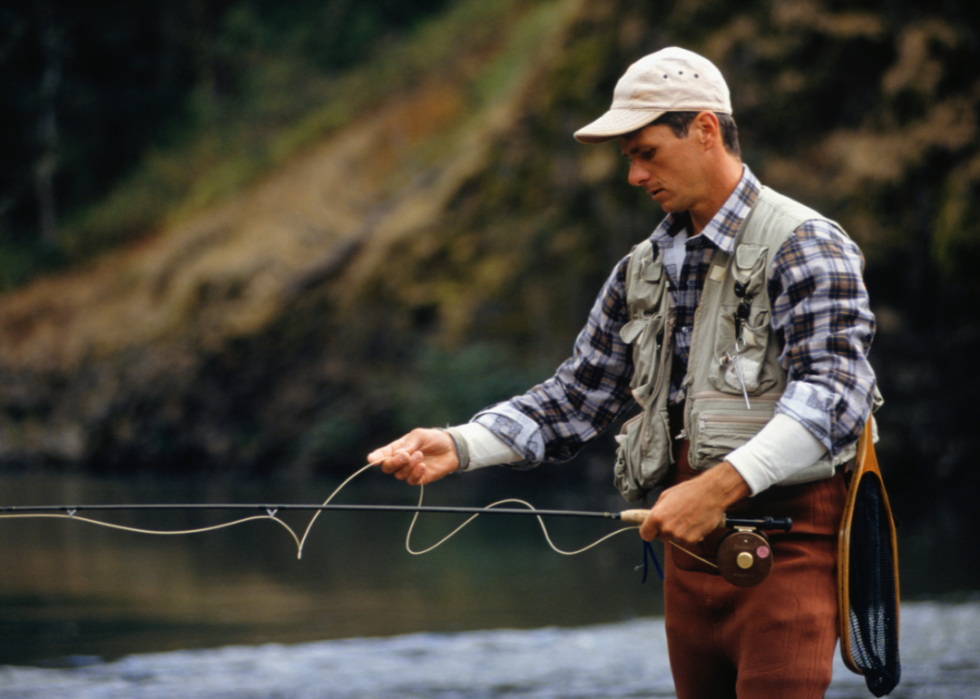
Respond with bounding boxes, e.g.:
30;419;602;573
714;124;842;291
2;0;456;284
1;0;980;524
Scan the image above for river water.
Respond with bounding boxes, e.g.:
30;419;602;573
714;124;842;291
1;601;978;698
0;470;977;698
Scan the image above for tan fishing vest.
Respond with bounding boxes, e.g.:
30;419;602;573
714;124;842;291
613;187;858;502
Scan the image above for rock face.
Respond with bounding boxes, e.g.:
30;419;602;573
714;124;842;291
0;0;977;500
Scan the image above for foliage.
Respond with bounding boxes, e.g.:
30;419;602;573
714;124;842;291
1;0;980;523
387;343;552;433
0;0;452;284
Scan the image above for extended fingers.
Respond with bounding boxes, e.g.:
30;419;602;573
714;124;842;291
368;437;420;474
368;429;458;486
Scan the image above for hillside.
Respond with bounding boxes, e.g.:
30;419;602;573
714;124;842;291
0;0;589;474
1;0;978;519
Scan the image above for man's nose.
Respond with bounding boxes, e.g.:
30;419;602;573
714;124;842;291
628;162;648;187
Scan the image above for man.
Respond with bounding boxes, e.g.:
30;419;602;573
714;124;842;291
369;46;877;698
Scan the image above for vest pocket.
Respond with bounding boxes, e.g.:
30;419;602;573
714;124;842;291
614;408;672;502
621;310;666;408
692;411;770;469
688;391;781;470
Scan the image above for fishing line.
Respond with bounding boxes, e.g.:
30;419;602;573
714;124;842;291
0;463;640;562
0;512;303;550
403;493;637;556
667;541;718;569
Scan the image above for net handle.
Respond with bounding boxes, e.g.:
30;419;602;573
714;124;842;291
836;417;901;676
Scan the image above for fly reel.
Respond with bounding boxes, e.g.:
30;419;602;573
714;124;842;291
717;516;792;587
617;511;793;587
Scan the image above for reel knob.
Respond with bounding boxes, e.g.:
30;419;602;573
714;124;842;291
717;529;773;587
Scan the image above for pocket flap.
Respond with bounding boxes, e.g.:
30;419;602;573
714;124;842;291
640;257;664;282
620;318;647;344
735;244;767;271
733;244;769;297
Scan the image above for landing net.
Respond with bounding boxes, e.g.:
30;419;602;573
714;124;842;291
838;421;901;697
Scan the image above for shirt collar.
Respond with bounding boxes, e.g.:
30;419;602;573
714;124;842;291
650;165;761;254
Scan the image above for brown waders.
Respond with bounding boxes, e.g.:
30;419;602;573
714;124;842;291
663;436;845;698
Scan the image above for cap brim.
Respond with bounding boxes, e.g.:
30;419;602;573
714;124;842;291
573;108;666;144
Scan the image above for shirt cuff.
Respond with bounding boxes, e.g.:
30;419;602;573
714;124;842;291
726;413;827;495
445;423;523;471
775;380;836;451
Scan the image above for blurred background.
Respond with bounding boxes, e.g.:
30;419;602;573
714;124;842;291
0;0;978;685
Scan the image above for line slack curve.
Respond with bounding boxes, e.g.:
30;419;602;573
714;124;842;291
0;463;641;560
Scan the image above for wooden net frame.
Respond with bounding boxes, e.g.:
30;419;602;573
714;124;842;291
837;418;901;696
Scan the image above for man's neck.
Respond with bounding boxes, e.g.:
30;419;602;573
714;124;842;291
687;159;744;236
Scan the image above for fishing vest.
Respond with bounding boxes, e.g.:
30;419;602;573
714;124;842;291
613;186;858;502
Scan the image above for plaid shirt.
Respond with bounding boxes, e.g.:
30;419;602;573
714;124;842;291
473;166;877;466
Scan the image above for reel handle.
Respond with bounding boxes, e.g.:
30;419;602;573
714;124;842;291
726;516;793;532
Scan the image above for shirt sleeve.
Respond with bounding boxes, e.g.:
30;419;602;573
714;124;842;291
447;422;522;470
767;220;878;455
470;256;636;466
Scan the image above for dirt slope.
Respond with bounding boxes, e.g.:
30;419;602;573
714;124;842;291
0;0;590;470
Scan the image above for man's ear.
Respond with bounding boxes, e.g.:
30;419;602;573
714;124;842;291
694;111;721;149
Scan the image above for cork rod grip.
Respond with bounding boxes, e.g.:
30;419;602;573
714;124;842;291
619;509;650;525
619;509;728;528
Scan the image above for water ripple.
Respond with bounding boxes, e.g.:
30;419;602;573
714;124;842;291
1;601;977;699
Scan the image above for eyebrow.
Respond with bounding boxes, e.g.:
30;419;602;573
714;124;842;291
622;144;652;157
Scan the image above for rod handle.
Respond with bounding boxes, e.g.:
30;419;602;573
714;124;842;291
618;511;792;532
619;509;650;525
619;509;723;527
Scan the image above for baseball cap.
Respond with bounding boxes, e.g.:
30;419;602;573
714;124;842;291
574;47;732;144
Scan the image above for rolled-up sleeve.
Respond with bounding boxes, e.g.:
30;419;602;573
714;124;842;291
473;258;636;466
769;220;878;454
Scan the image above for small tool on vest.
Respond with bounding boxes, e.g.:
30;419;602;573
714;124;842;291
724;342;752;409
725;280;755;408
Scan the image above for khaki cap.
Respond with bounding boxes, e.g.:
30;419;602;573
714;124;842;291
574;47;732;144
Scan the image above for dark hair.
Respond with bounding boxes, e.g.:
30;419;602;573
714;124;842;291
649;111;741;159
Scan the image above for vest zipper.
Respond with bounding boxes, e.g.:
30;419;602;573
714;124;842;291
691;391;781;448
648;313;675;410
690;390;781;404
698;413;771;433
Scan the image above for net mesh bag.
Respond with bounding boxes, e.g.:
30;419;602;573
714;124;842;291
838;420;901;697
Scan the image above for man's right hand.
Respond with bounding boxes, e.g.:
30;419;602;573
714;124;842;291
367;428;460;486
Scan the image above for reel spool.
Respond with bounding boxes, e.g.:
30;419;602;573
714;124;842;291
717;516;792;587
717;527;773;587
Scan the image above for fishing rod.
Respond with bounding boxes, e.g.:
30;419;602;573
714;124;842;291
0;456;792;586
0;501;790;531
0;503;620;518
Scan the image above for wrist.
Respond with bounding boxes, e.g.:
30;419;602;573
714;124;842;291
712;461;752;509
438;427;469;471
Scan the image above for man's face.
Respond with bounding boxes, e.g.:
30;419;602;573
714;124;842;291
619;120;709;215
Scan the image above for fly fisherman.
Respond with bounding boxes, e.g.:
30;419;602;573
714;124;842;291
369;46;878;698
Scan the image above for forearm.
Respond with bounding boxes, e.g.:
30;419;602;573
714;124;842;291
726;412;827;495
466;258;635;465
445;422;522;470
